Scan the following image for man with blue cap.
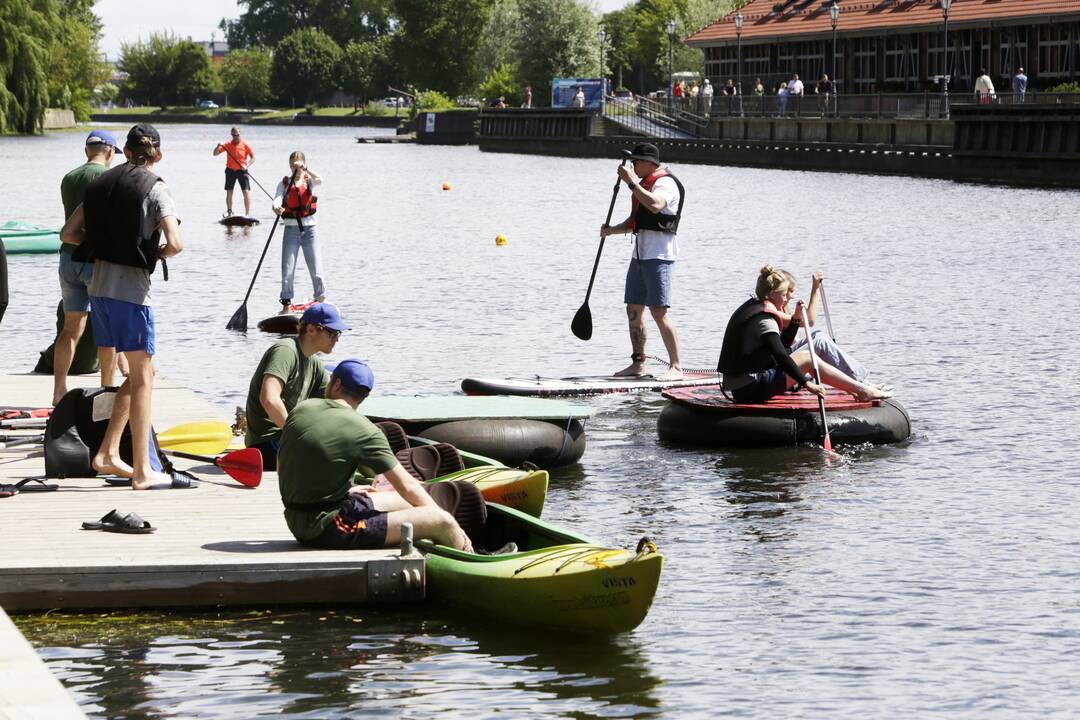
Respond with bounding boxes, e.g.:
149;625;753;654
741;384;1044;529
52;129;126;406
277;359;474;552
244;302;349;470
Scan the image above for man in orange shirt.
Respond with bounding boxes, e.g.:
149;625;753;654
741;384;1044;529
212;127;255;217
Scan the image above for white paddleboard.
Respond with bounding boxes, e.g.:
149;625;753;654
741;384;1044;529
460;372;719;398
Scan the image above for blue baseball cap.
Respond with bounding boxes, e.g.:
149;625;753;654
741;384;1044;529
85;129;122;151
331;359;375;394
301;302;351;332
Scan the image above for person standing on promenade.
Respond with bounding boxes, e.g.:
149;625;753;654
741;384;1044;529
975;68;996;104
273;150;325;313
245;303;346;470
53;129;124;406
815;73;833;115
522;85;533;108
1012;67;1027;102
276;358;474;552
701;78;714;116
59;124;184;489
599;143;685;381
573;85;586;108
212;127;255;217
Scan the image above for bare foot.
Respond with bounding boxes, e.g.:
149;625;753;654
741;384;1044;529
131;471;172;490
613;363;646;377
52;388;67;407
853;386;894;402
92;453;134;478
655;367;684;382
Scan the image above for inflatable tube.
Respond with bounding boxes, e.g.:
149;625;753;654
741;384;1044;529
657;385;910;447
404;418;586;469
257;313;300;334
34;302;100;374
0;239;7;326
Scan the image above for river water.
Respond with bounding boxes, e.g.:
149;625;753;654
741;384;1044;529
4;124;1080;718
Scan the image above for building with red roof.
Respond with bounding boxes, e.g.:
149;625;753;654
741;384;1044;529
687;0;1080;94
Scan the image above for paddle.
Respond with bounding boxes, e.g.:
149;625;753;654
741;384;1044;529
819;279;837;343
157;420;233;456
226;177;294;332
571;150;632;341
0;434;44;449
799;303;835;454
163;447;262;488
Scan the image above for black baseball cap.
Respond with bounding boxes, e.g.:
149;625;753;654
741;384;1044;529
127;123;161;148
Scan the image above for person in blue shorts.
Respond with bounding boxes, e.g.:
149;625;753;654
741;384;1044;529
59;124;184;489
600;143;686;380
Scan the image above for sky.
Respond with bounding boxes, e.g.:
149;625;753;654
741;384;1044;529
95;0;633;60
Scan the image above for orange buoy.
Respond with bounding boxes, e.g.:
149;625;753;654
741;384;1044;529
495;234;507;246
442;182;452;191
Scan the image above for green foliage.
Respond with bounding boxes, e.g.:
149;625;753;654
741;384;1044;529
46;0;108;122
0;0;57;133
476;0;521;83
339;40;377;100
1046;82;1080;93
271;28;343;106
516;0;599;103
415;90;456;111
479;63;522;105
221;46;273;109
394;0;495;96
223;0;394;49
118;34;216;108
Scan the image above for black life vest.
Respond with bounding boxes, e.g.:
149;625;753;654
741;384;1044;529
75;163;164;274
717;297;787;375
629;169;685;234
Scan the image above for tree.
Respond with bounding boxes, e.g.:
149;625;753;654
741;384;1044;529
271;28;342;106
394;0;495;96
339;40;377;101
516;0;599;104
118;34;215;107
0;0;56;133
46;0;109;122
476;0;521;84
479;63;522;105
221;47;272;109
223;0;394;49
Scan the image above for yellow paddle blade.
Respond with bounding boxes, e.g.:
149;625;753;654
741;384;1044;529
157;421;233;456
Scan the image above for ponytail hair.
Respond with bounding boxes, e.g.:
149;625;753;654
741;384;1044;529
754;264;790;300
126;135;161;166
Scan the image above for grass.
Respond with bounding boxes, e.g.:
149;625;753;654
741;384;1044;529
96;105;402;119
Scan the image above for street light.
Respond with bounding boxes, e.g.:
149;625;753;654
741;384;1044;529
666;19;676;114
598;28;607;114
941;0;952;117
735;12;744;105
829;1;840;116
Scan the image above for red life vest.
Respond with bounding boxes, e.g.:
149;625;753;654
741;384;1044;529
627;169;684;233
760;299;788;331
282;175;318;218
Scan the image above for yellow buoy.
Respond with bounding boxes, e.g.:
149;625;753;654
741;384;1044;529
495;234;507;246
442;182;452;191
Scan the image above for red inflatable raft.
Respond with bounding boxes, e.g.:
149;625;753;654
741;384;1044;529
658;385;910;447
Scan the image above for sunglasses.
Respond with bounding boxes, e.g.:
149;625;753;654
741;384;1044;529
319;326;342;339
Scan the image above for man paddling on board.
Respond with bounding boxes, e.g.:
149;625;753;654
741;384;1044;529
244;302;346;470
212;127;254;218
600;143;686;380
277;359;474;552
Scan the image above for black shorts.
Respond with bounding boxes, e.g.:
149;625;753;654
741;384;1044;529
249;439;278;472
310;493;389;550
224;167;250;191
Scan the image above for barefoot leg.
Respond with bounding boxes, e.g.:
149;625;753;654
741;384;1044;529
91;378;134;478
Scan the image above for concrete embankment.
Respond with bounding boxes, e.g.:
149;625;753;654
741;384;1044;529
91;112;403;128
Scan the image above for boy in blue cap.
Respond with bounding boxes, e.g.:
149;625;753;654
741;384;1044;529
277;359;474;552
244;302;349;470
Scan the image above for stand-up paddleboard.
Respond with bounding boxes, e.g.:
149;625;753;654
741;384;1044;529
256;301;315;334
461;371;720;398
219;215;260;227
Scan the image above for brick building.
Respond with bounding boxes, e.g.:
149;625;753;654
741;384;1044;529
687;0;1080;94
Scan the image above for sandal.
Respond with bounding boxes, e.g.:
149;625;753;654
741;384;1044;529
82;509;155;534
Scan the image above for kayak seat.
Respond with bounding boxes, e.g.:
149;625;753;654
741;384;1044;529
396;443;465;482
375;421;409;454
425;479;487;545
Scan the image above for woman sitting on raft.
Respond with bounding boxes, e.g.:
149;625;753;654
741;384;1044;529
717;265;893;404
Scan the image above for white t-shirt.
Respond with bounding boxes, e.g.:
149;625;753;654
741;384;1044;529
975;75;996;97
789;79;804;96
634;175;680;261
573;91;585;108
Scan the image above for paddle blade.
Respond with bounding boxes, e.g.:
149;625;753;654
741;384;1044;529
571;303;592;341
823;432;833;453
226;303;248;332
158;421;232;456
216;447;262;488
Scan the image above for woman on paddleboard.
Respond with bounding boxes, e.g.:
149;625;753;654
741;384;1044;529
273;151;324;314
717;265;893;404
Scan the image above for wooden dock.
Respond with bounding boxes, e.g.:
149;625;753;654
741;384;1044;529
0;372;424;612
0;606;85;719
355;134;415;143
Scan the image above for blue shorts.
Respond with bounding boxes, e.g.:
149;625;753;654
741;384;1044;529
624;259;674;307
731;367;789;404
58;246;94;312
89;297;155;354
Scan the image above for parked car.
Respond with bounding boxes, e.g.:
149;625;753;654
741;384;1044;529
197;99;219;109
383;97;406;107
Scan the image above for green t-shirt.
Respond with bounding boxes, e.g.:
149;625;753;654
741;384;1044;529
244;338;329;447
60;161;107;219
277;399;399;541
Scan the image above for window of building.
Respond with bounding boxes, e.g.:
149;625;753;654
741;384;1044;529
1000;26;1028;77
853;37;877;89
1039;23;1072;78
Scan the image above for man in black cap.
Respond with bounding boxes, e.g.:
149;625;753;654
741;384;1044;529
600;142;686;380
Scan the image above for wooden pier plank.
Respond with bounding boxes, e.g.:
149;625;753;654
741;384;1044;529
0;606;85;719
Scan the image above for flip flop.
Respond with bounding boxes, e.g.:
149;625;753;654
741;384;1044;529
82;509;155;534
0;485;19;498
104;471;199;489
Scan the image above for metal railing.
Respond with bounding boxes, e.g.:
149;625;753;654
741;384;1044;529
604;94;705;138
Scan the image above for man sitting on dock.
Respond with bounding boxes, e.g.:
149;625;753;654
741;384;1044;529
244;303;347;470
277;359;474;552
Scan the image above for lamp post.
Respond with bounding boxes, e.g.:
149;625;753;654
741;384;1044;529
829;1;840;116
735;12;744;116
598;28;607;115
941;0;952;118
667;19;676;114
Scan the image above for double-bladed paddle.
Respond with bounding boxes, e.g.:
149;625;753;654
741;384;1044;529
799;303;837;455
819;280;837;343
571;151;632;341
163;447;263;488
226;177;294;331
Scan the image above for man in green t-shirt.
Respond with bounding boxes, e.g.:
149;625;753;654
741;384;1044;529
244;302;347;470
52;129;124;405
277;359;473;551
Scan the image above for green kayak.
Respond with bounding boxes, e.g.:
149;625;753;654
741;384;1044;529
0;221;61;255
419;503;663;635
